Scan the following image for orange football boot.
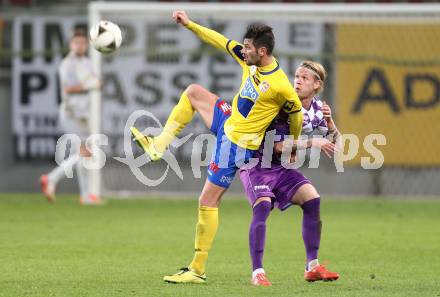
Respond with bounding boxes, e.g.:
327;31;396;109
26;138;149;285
251;273;272;286
304;264;339;282
40;175;55;203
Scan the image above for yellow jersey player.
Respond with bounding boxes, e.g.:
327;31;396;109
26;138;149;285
130;10;302;283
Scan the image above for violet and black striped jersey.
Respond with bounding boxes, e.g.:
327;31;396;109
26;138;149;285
256;97;328;163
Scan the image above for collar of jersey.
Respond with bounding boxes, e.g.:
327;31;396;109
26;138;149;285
302;96;318;112
258;59;280;75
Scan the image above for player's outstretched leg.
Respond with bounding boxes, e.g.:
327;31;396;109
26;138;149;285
249;198;272;286
130;90;193;161
131;84;217;161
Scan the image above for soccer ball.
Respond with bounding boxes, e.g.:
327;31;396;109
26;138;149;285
89;21;122;54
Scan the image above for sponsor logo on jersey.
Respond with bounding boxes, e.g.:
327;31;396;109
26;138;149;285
209;161;220;173
240;77;259;102
282;100;300;113
217;100;232;115
250;65;257;76
258;81;270;93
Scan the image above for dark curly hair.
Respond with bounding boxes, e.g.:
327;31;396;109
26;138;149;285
243;23;275;55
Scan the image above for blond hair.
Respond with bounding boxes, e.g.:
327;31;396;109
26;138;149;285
299;61;327;93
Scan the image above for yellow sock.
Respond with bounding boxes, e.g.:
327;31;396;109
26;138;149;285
189;206;219;275
154;92;195;153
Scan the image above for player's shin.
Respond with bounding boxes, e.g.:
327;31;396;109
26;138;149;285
154;91;195;153
249;200;271;273
301;197;321;270
75;157;88;201
189;206;218;275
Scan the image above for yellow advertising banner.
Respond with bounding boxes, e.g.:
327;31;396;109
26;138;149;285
336;24;440;166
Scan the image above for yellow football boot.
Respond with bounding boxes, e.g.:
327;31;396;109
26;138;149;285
163;268;206;284
130;127;163;161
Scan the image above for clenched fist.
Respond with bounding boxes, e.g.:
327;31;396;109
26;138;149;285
172;10;190;26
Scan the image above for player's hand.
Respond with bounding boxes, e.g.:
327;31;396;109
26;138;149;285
310;138;338;158
172;11;190;26
322;101;333;122
274;141;283;155
274;141;297;164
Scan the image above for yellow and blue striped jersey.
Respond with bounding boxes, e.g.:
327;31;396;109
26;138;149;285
186;21;302;150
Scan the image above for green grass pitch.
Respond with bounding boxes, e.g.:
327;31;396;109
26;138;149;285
1;194;439;297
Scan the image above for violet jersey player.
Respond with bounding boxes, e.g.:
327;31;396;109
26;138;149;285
255;97;329;165
242;97;331;212
301;98;328;137
239;61;340;286
274;97;329;138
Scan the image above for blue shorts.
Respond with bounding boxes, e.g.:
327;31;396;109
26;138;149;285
207;99;256;188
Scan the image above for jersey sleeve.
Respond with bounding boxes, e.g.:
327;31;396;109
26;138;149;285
280;83;302;114
186;21;246;66
225;39;246;66
280;84;303;139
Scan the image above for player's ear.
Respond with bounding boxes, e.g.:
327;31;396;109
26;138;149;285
258;46;267;57
313;79;322;92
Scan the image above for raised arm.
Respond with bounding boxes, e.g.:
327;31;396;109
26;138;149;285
173;10;245;65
